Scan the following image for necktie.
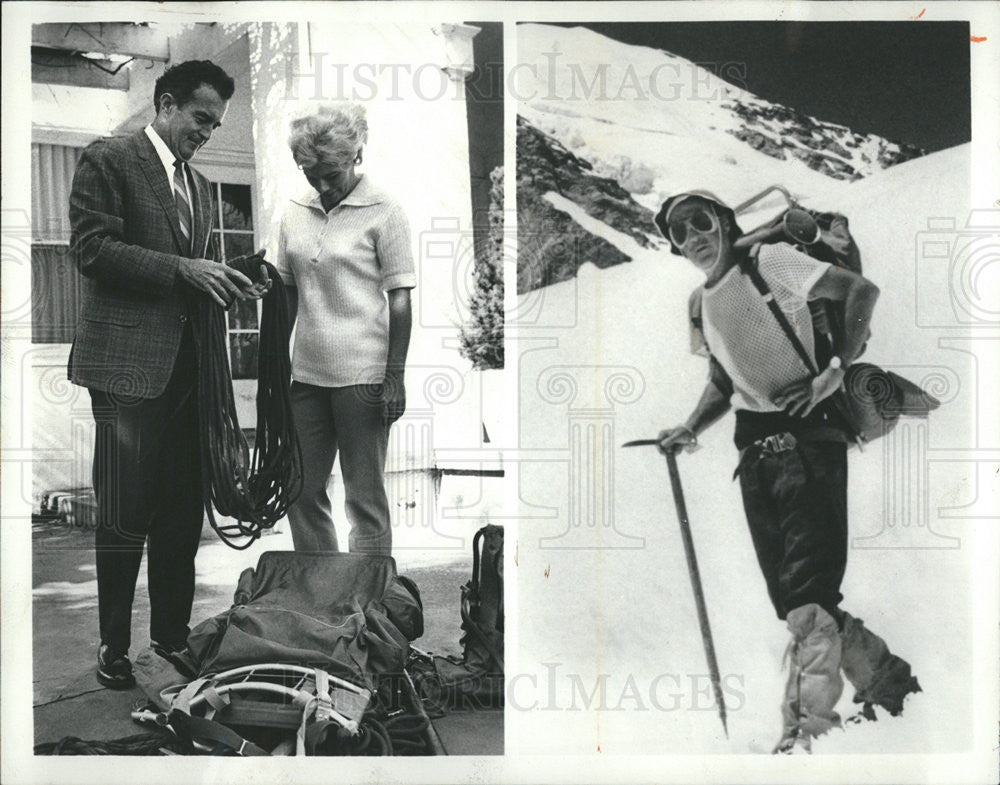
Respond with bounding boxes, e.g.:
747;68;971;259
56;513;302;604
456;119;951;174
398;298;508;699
173;159;193;254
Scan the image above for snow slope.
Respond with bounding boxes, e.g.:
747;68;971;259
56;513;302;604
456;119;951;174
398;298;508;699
514;91;976;754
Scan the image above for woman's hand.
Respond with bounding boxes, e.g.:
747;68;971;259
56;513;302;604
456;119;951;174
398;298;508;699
773;366;846;417
382;371;406;425
243;249;273;300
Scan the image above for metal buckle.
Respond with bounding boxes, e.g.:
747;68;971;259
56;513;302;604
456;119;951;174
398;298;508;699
758;432;797;454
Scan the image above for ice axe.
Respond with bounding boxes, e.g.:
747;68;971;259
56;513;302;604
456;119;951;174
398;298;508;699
623;439;729;738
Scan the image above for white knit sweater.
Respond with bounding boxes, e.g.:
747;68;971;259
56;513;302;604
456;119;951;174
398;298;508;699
274;176;416;387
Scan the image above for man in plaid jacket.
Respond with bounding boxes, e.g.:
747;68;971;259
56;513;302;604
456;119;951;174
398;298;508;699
68;60;267;688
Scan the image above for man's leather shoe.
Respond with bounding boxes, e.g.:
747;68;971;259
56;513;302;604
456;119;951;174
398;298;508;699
97;644;135;689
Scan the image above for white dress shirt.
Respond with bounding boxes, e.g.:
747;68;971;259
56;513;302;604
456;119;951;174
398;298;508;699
144;125;191;206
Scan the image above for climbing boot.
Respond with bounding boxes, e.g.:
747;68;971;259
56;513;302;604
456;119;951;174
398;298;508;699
840;611;921;719
773;603;843;753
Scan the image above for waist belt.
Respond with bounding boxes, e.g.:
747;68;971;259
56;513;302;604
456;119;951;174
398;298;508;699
756;432;798;454
734;427;848;479
734;432;798;479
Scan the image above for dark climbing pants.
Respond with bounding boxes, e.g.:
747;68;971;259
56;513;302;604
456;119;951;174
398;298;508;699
737;437;848;621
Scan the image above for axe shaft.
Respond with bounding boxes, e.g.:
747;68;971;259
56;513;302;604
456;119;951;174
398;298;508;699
665;451;728;738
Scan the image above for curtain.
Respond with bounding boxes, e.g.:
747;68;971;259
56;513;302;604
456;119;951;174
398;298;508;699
31;143;85;343
32;143;82;243
31;244;80;344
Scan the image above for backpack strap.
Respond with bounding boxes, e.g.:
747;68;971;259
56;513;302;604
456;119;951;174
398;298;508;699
737;250;819;377
166;708;271;756
738;248;861;443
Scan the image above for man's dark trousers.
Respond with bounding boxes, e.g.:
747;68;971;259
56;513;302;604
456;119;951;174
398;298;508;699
68;130;216;654
89;325;203;653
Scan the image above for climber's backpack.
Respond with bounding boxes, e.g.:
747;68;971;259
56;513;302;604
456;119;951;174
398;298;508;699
413;525;504;708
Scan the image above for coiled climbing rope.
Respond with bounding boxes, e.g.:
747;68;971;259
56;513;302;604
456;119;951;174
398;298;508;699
190;252;302;549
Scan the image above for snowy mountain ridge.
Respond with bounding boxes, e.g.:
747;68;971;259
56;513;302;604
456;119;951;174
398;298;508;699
516;23;932;292
519;24;924;190
721;89;925;182
517;116;659;293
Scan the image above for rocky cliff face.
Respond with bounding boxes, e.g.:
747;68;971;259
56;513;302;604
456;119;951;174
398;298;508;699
516;117;660;294
723;96;925;182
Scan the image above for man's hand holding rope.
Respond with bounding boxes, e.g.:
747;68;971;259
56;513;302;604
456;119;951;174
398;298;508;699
178;250;272;307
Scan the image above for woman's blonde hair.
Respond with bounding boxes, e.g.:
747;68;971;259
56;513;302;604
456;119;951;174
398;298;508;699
288;101;369;170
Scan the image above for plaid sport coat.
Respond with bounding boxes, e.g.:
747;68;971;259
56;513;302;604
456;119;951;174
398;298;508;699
68;130;215;399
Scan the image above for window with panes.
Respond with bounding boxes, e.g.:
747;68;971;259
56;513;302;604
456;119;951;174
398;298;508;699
209;182;259;379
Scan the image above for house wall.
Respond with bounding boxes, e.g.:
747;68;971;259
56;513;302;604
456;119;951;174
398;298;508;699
252;21;491;469
464;22;505;267
32;83;129;143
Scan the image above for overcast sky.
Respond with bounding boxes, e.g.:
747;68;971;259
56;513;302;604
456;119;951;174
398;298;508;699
553;22;971;152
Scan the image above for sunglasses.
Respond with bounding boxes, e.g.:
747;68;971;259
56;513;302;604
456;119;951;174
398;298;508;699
668;207;719;248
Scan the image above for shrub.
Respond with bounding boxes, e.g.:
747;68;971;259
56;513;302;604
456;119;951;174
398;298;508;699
460;166;504;370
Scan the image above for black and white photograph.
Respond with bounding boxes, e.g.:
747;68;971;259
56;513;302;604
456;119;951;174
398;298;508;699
3;5;505;772
2;2;999;784
514;16;995;761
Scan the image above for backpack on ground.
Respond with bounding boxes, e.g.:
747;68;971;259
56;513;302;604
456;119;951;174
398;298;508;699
411;524;504;710
129;552;435;756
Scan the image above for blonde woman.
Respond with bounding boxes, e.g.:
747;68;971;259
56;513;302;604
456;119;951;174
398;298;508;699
274;102;414;556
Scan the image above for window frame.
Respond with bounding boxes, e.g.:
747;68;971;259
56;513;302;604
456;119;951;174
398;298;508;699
206;178;261;381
